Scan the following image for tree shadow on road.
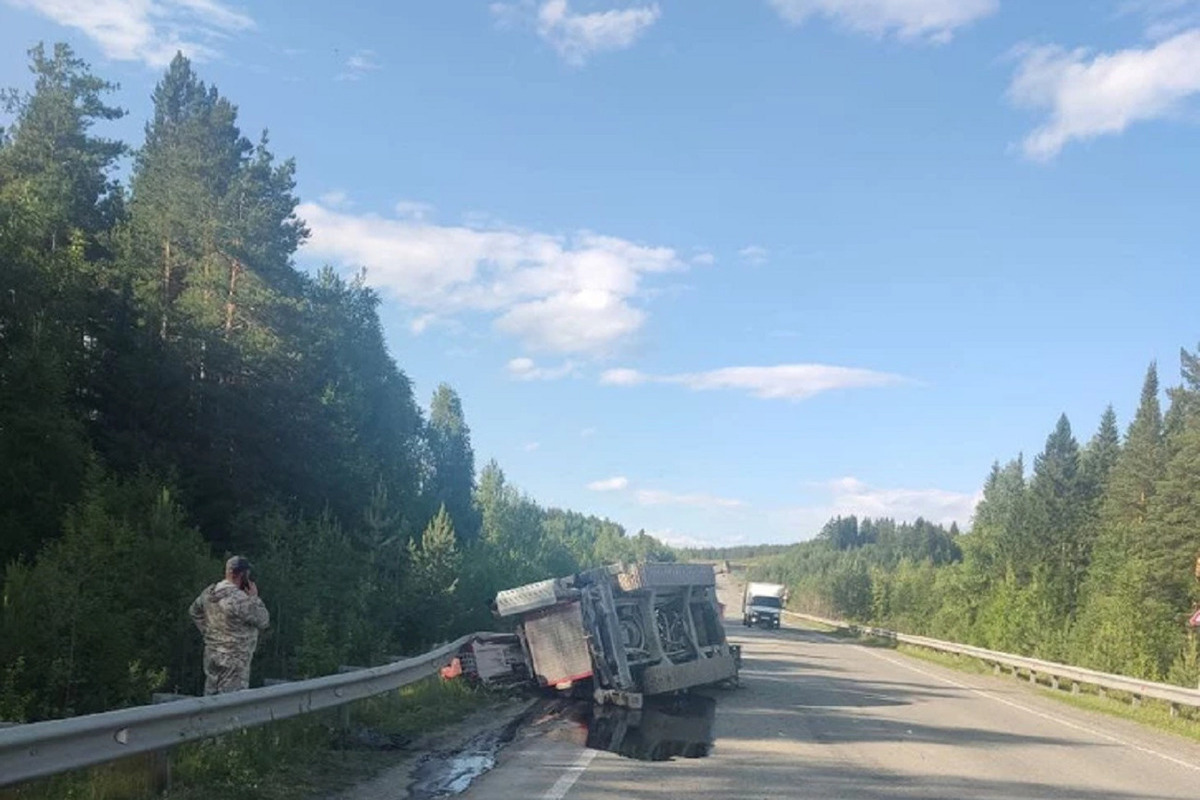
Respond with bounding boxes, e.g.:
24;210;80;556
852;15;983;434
576;756;1186;800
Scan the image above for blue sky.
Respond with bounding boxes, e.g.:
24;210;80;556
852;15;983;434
3;0;1199;547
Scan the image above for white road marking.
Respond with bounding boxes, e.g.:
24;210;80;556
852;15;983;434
855;643;1200;775
541;748;597;800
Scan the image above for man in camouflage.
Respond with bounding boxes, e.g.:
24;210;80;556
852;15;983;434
189;556;270;694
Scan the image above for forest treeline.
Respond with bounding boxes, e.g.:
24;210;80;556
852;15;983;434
678;544;793;561
0;44;671;722
747;354;1200;685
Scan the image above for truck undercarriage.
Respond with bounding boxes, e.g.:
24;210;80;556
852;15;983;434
491;563;739;705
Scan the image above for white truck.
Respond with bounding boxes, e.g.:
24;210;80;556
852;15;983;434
742;582;786;629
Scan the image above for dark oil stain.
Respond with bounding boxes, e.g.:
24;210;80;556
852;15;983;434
407;715;525;799
583;693;717;762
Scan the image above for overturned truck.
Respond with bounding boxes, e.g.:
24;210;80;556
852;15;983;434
491;563;739;705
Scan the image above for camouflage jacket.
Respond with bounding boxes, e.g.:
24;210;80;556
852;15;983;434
189;580;270;655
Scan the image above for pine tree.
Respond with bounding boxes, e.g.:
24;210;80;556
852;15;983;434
0;43;125;250
405;506;462;644
1144;346;1200;611
1080;406;1121;503
1164;345;1200;437
428;384;481;543
214;130;307;346
965;455;1027;581
127;54;249;341
0;44;125;569
1026;414;1087;614
1106;364;1165;540
1072;364;1168;673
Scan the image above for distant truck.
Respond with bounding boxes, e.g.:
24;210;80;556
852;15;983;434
742;582;786;629
487;562;740;706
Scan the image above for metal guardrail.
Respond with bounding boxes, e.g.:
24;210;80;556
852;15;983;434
0;633;479;788
783;610;1200;712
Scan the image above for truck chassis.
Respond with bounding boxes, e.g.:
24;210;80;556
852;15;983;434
493;563;739;705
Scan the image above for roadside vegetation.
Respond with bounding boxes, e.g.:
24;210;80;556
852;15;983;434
709;349;1200;689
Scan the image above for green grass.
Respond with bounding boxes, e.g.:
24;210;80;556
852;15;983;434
896;644;994;675
1040;688;1200;744
2;677;504;800
791;616;840;634
896;643;1200;744
786;615;890;645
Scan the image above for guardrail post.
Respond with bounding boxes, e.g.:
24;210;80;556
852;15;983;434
1098;686;1107;699
1029;670;1037;685
150;749;170;795
993;663;1001;676
1071;681;1080;695
1050;676;1060;690
148;693;188;794
1171;703;1180;718
1131;695;1142;709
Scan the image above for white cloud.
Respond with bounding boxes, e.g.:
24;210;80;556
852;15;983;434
298;200;683;356
8;0;254;66
409;313;439;335
580;426;597;437
634;489;745;509
492;0;661;66
738;244;769;265
822;476;980;527
506;357;577;381
1119;1;1200;40
585;475;743;509
337;49;381;81
1009;29;1200;160
496;290;645;354
394;200;434;221
523;441;541;452
598;367;647;386
601;363;908;400
319;190;352;210
691;251;716;266
767;0;997;43
648;529;720;549
774;477;979;537
587;476;630;491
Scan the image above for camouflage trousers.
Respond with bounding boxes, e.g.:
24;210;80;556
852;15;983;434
203;647;253;695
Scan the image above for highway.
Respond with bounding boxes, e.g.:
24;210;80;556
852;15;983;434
454;577;1200;799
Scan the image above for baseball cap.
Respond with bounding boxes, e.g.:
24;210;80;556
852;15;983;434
226;555;252;575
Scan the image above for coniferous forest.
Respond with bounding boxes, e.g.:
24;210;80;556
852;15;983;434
747;355;1200;686
0;45;672;722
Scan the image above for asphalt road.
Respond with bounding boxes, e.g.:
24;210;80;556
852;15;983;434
454;574;1200;799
